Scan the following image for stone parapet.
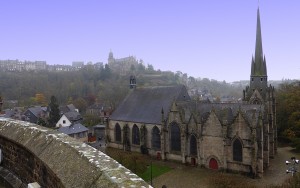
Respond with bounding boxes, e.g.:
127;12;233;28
0;118;150;188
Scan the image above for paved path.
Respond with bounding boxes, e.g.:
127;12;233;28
153;147;300;188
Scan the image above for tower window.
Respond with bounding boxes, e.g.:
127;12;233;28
261;77;263;81
251;78;254;82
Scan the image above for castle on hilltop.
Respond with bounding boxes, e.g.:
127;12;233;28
107;51;139;75
107;7;276;177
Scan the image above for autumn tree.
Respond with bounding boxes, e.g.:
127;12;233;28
35;93;47;105
276;82;300;150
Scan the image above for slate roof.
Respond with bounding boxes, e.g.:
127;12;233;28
27;106;47;117
87;104;104;110
87;103;112;112
110;85;190;124
4;109;15;118
58;123;88;135
59;104;77;114
64;111;82;122
194;103;263;124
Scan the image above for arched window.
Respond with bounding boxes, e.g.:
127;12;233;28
115;123;121;142
190;135;197;156
170;122;181;152
152;126;161;149
132;124;140;145
233;139;243;162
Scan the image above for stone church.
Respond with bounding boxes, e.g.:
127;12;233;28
107;7;276;178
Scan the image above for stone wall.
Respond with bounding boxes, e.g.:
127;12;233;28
0;118;150;188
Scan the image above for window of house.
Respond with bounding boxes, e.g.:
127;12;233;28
261;77;263;81
152;126;161;149
132;124;140;145
63;120;66;124
171;122;181;152
79;132;83;138
233;139;243;162
115;123;121;142
190;135;197;156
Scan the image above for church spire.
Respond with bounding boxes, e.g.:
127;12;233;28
252;7;267;76
246;6;268;101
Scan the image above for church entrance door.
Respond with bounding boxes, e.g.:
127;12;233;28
191;157;196;166
209;158;218;170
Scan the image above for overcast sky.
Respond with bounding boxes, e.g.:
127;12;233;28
1;0;299;82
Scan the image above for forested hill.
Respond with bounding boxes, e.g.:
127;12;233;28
0;64;286;110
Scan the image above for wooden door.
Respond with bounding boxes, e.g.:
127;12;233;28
191;157;196;166
209;158;218;170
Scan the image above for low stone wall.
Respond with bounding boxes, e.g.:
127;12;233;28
0;118;150;188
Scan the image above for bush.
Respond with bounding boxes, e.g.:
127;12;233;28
290;138;300;152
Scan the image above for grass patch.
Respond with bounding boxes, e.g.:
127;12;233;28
105;148;172;181
138;163;172;182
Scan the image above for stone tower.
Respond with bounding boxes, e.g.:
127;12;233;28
108;51;114;65
244;8;268;102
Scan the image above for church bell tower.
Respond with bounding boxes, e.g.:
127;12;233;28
245;7;268;102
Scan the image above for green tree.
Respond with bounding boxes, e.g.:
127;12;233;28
37;117;47;127
277;82;300;135
48;95;60;127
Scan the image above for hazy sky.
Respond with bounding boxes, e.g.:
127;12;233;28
1;0;299;82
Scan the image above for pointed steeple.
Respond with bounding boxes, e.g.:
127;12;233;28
263;55;267;75
251;7;267;76
251;55;255;75
246;6;269;101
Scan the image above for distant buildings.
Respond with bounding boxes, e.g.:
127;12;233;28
0;59;104;72
72;61;84;69
108;51;139;74
58;123;89;142
1;50;139;73
0;60;46;72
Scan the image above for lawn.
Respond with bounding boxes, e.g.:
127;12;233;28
105;147;172;181
138;163;172;182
